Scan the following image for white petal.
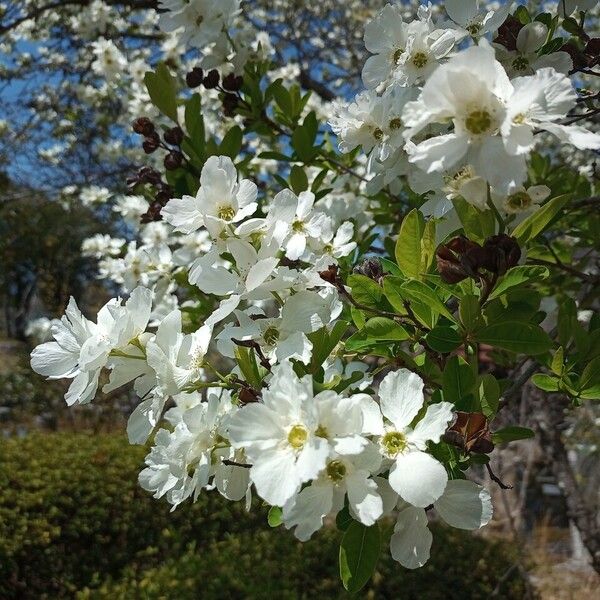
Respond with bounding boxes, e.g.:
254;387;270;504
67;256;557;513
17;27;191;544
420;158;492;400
227;403;284;453
245;257;279;292
434;479;493;530
127;395;166;444
30;342;78;379
373;476;399;516
346;471;383;526
408;133;469;173
250;448;301;506
161;194;203;233
539;122;600;150
389;451;448;508
409;402;454;448
379;369;424;430
390;506;432;569
214;463;250;501
445;0;476;25
283;482;334;541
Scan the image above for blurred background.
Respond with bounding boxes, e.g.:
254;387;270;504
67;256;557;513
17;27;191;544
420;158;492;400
1;0;599;598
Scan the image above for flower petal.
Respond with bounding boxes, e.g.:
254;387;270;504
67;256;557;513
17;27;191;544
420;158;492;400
389;451;448;507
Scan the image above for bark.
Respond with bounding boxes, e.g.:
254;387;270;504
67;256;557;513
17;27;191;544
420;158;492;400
530;387;600;574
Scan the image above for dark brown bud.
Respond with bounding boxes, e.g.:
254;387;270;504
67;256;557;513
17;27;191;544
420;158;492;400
142;132;160;154
435;236;482;283
482;234;521;276
318;264;340;285
585;38;600;58
354;258;384;283
493;15;523;52
141;201;163;223
164;151;183;170
186;67;204;88
222;73;244;92
163;126;184;146
442;412;495;455
138;166;162;185
222;93;239;116
132;117;154;136
202;69;220;89
238;386;260;405
155;184;173;205
561;42;587;70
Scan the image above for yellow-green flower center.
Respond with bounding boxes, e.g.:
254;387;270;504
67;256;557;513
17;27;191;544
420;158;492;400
412;52;428;68
389;118;403;130
326;459;347;482
465;110;493;135
506;191;532;211
263;326;280;346
217;205;236;221
373;127;384;141
315;424;329;439
292;219;305;233
511;55;529;72
466;22;481;35
393;47;404;64
382;431;408;456
288;424;308;450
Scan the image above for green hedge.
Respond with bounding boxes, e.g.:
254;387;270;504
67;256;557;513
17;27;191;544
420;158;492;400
0;433;529;599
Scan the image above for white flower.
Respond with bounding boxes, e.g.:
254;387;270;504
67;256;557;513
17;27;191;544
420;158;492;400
502;67;600;155
494;22;572;78
562;0;597;16
361;4;454;90
390;480;493;569
90;39;126;82
371;369;454;508
444;0;512;39
282;443;383;541
158;0;240;50
30;287;153;406
330;84;416;160
139;390;248;508
309;220;357;264
499;184;551;215
404;42;524;192
228;361;371;506
267;189;330;260
161;155;257;236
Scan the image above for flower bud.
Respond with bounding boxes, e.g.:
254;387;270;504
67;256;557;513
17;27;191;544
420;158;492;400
163;126;184;146
141;201;163;223
222;93;239;116
142;132;160;154
353;258;384;283
186;67;204;88
202;69;220;89
132;117;154;136
155;184;173;205
482;234;521;276
435;236;481;283
164;151;183;170
138;166;162;185
222;73;244;92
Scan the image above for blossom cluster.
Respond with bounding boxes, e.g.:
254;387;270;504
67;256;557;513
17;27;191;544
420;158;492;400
29;0;599;574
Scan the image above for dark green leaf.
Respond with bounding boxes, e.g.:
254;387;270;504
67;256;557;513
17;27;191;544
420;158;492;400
144;63;178;122
339;521;380;594
426;326;462;353
492;426;535;444
477;322;552;355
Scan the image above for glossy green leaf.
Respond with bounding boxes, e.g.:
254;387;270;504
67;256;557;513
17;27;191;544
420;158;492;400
512;194;572;244
347;274;384;309
144;63;178;122
492;426;535;444
426;326;462;353
443;356;476;408
339;521;380;594
477;321;552;355
267;506;283;527
395;209;424;279
488;266;549;300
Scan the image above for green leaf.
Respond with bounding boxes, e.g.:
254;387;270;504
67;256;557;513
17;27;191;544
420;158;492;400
347;274;384;309
512;194;572;244
395;209;424;279
479;374;500;418
267;506;283;527
476;321;553;355
336;505;353;531
400;280;456;322
184;93;205;156
532;373;561;392
452;197;496;244
219;126;243;159
443;356;476;408
459;295;481;332
515;5;531;23
339;521;380;594
345;317;409;351
144;63;178;122
234;346;261;388
488;266;549;300
579;356;600;398
308;321;349;372
550;346;564;376
492;426;535;444
426;326;462;353
289;164;309;194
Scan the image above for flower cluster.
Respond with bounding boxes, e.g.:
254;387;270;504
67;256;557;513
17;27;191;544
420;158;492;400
28;0;600;580
331;1;599;214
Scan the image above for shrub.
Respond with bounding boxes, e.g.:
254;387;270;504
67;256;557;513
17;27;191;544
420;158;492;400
0;433;529;599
